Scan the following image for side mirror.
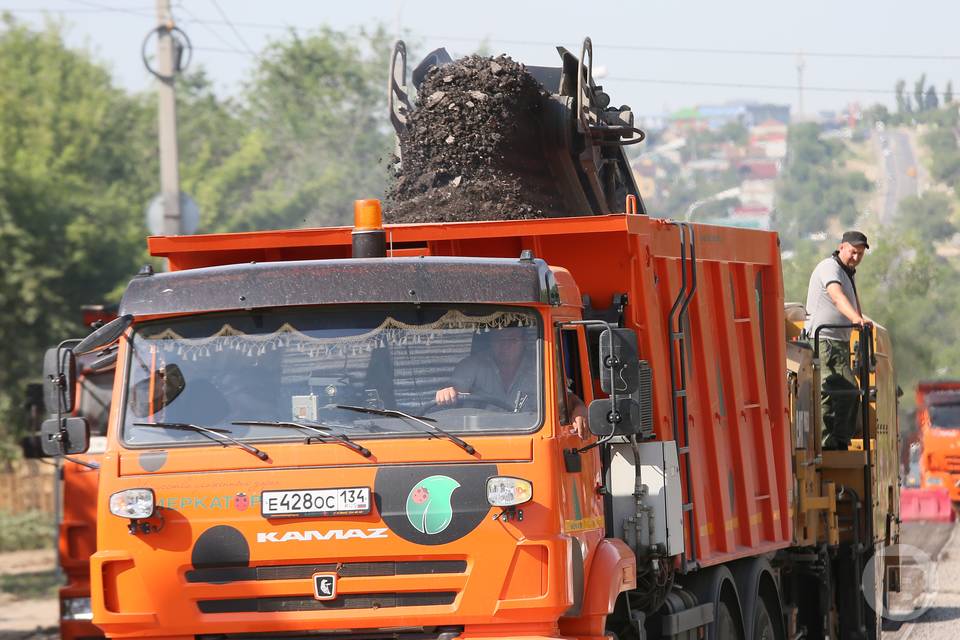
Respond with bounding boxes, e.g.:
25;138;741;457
40;416;90;456
43;347;77;415
588;397;643;437
598;328;639;395
74;314;133;356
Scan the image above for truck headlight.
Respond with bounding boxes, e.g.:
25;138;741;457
926;477;943;486
61;596;93;621
109;488;155;519
486;476;533;506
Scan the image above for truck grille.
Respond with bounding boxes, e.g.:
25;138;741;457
187;560;466;584
197;592;457;614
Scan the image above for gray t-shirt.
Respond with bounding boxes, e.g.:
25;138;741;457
450;352;538;411
804;255;860;341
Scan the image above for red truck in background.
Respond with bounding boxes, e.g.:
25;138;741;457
907;381;960;520
22;304;115;640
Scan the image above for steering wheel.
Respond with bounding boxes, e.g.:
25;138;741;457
422;392;517;414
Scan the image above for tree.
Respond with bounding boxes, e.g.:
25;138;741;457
924;85;939;111
195;27;395;232
857;233;960;391
0;17;153;433
774;123;871;244
0;18;410;449
914;74;927;112
864;103;889;125
945;81;954;104
895;192;956;243
895;79;908;114
921;126;960;192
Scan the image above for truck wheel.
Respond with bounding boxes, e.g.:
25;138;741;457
717;600;742;640
752;597;776;640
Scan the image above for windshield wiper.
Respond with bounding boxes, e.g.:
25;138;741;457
335;405;476;455
133;422;269;461
232;421;372;458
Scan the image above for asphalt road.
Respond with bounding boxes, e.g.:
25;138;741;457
885;521;960;639
901;522;955;559
875;127;920;225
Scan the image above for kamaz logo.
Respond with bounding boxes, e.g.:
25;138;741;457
256;528;389;543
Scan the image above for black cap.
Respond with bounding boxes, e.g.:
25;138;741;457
841;230;869;249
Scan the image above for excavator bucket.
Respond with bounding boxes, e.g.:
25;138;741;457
899;487;955;523
388;38;646;217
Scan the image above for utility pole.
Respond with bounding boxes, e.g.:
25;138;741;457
156;0;181;235
795;51;805;121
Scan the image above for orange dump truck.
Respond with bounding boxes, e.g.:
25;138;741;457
913;381;960;507
50;204;899;640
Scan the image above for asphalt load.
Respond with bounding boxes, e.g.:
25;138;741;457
385;54;567;223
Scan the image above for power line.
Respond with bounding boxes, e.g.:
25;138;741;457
11;6;960;63
157;15;293;31
174;2;245;56
420;35;960;62
64;0;153;16
183;41;909;97
5;4;935;99
192;44;254;56
207;0;257;57
608;76;899;96
179;44;909;97
116;19;960;62
1;6;142;13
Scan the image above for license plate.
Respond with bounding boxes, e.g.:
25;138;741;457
261;487;371;518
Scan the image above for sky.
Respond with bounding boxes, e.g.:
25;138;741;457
3;0;959;119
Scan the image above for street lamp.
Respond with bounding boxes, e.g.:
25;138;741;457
684;187;741;221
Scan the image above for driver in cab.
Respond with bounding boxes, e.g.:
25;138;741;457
435;327;588;437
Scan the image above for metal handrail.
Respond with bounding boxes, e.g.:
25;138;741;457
812;322;875;546
666;221;698;571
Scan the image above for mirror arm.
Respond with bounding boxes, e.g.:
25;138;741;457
53;339;78;421
48;417;70;455
63;455;100;470
557;319;621;452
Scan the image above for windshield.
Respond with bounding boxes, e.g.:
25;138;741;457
928;404;960;429
122;306;542;446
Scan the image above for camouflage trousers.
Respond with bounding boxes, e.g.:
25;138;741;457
819;338;860;450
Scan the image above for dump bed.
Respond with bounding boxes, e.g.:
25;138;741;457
149;213;791;568
917;380;960;406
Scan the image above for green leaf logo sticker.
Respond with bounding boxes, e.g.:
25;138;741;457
406;475;461;535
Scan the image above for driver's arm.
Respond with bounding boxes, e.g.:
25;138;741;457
435;386;459;406
436;357;479;406
567;391;589;439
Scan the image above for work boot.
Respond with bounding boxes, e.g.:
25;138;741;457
822;435;850;451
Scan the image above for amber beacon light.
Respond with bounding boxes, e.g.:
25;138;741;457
352;199;387;258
